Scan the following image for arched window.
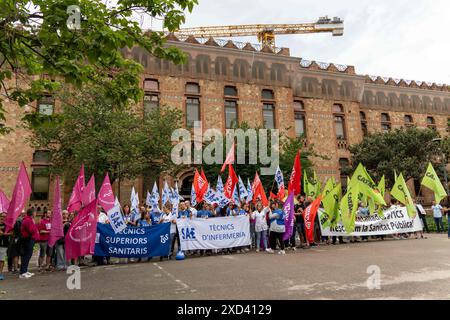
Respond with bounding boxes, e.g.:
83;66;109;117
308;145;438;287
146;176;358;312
195;55;210;75
233;59;248;79
270;63;285;82
252;61;266;80
215;57;229;76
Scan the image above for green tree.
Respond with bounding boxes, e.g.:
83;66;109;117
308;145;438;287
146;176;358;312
23;85;183;188
349;127;443;190
0;0;197;133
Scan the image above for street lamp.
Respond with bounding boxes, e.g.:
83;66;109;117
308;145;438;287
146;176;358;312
432;138;450;194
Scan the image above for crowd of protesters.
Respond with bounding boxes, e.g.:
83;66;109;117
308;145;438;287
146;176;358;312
0;195;448;280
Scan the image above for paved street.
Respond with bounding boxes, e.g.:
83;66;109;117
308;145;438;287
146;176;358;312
1;234;450;300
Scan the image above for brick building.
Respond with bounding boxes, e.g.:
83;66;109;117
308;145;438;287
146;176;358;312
0;35;449;210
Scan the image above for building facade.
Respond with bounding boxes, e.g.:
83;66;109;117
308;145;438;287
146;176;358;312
1;36;449;209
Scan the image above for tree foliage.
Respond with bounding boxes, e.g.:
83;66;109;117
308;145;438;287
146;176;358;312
349;127;444;188
0;0;197;133
23;85;183;186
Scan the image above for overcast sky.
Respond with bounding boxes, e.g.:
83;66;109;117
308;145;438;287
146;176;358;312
154;0;450;84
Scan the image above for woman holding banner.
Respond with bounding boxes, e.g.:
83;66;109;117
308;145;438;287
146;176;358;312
160;202;177;260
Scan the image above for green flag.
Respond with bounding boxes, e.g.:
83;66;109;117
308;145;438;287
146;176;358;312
322;183;342;228
378;175;386;197
322;178;335;198
349;164;386;206
391;173;416;218
394;170;398;182
312;171;321;198
340;183;360;234
377;176;386;217
421;163;447;204
303;171;311;197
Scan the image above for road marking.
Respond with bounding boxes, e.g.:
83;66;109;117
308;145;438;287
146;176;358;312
222;255;235;260
153;263;193;293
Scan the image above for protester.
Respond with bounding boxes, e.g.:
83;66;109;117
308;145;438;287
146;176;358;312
19;208;40;279
122;204;135;226
54;210;69;271
0;212;12;280
268;201;286;255
252;202;269;252
431;200;444;233
37;209;52;271
185;200;197;218
357;202;370;242
414;200;428;239
137;210;152;227
160;202;177;260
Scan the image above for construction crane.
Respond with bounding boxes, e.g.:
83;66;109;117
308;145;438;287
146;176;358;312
173;16;344;49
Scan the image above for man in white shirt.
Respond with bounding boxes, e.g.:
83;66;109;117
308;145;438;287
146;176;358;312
185;200;197;218
431;201;444;233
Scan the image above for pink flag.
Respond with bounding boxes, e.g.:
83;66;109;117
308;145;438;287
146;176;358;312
48;176;64;248
67;164;85;213
65;200;98;261
98;173;115;212
0;189;10;213
81;175;96;207
220;142;235;173
282;193;295;241
5;162;32;233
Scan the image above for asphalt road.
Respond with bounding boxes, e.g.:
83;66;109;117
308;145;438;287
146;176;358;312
1;233;450;300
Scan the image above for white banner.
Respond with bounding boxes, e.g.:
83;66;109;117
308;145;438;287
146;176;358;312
319;206;423;237
177;216;251;250
107;204;127;234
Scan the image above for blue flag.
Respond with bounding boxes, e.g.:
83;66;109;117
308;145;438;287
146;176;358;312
162;181;171;207
150;182;160;211
275;166;285;188
233;185;240;204
216;176;224;195
190;184;197;206
238;176;248;202
246;178;253;204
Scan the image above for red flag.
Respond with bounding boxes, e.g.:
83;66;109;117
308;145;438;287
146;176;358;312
5;162;32;233
98;173;115;212
277;185;286;201
252;173;261;197
255;184;269;207
48;176;64;248
193;169;209;203
81;175;96;207
304;196;322;243
0;189;10;213
252;173;268;206
288;150;302;196
269;191;277;200
224;164;238;199
67;164;85;213
65;200;98;261
221;142;235;173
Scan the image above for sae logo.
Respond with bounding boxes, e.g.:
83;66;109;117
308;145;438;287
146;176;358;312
181;227;196;241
